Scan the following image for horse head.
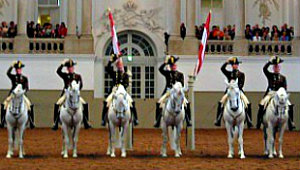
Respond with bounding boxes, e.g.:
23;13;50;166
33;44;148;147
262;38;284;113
274;87;289;115
225;79;241;112
113;85;129;119
12;84;25;98
169;82;184;114
66;80;81;109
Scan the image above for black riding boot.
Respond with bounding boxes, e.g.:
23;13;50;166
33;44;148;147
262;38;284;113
131;102;139;126
256;104;264;129
51;104;60;131
185;103;192;127
29;104;35;129
288;104;296;131
154;103;162;128
101;101;108;126
214;102;223;127
83;103;92;129
0;104;6;128
245;103;253;128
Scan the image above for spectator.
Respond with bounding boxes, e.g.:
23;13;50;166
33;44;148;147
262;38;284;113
195;25;200;39
27;21;35;38
54;24;60;38
245;24;252;40
273;32;280;41
262;31;270;41
223;28;231;40
180;23;186;40
252;31;261;41
59;22;68;38
1;21;8;37
7;21;17;38
280;31;290;41
227;25;235;40
34;23;43;38
0;26;2;37
271;25;280;40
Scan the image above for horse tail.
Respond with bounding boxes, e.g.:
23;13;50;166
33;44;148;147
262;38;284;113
170;126;177;150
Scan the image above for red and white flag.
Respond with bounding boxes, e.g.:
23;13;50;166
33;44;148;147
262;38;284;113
194;11;211;76
108;9;121;55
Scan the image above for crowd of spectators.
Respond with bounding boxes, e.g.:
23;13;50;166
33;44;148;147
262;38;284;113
195;24;235;40
0;21;18;38
245;24;294;41
27;21;68;38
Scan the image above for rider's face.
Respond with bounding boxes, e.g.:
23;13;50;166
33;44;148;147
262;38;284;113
232;64;239;70
171;64;177;71
273;64;281;73
67;66;74;73
16;68;22;75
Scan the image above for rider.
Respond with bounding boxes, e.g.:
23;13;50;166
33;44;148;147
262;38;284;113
214;57;253;128
101;54;139;126
52;59;92;130
154;55;192;128
0;61;35;129
256;56;295;131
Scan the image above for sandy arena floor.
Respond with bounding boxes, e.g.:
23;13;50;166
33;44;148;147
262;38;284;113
0;128;299;170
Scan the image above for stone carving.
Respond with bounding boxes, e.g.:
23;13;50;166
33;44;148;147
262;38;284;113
0;0;9;16
253;0;279;25
100;0;163;34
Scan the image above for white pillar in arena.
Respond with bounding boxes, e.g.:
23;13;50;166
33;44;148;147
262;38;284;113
186;75;195;150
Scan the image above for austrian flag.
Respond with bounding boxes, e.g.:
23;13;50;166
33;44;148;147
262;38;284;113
194;11;211;76
108;9;121;55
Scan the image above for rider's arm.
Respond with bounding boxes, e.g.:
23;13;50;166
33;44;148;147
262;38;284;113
105;61;115;78
159;63;168;76
221;62;230;78
239;73;245;89
78;75;83;90
282;76;287;90
263;62;272;78
6;66;14;80
23;76;29;92
56;64;67;79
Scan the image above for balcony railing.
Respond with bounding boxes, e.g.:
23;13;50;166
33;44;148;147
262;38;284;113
205;40;234;54
0;38;14;53
28;38;65;53
248;41;292;55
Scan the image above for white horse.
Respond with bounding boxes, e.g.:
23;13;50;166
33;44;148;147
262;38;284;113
60;81;83;158
161;82;187;157
106;85;131;158
263;87;289;159
6;84;28;159
223;79;246;159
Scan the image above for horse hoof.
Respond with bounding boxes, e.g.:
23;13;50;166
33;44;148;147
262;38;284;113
110;153;116;158
175;154;180;158
268;155;274;159
6;154;11;159
279;154;284;159
121;153;126;158
19;155;24;159
161;154;167;158
227;154;233;159
273;151;277;156
63;154;68;159
264;151;268;156
73;154;78;158
240;155;246;159
106;151;111;156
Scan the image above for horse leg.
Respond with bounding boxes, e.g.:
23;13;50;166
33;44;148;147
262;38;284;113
278;123;287;158
161;121;168;157
238;123;245;159
18;123;26;159
225;122;234;158
106;122;111;155
6;124;13;158
272;127;277;156
61;124;69;158
263;126;268;155
267;123;274;158
72;124;81;158
109;122;116;157
175;124;182;157
121;122;128;158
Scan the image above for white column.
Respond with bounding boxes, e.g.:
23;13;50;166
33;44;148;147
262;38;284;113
195;0;201;26
186;75;195;150
92;0;96;28
13;0;18;24
26;0;38;23
76;0;82;36
234;0;245;39
180;0;186;24
17;0;27;35
60;0;68;25
293;0;300;38
34;0;38;23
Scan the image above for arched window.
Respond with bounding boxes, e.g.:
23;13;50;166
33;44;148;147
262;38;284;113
104;31;156;99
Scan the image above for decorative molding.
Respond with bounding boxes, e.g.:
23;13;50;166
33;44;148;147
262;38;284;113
253;0;279;25
0;0;9;16
100;0;163;35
